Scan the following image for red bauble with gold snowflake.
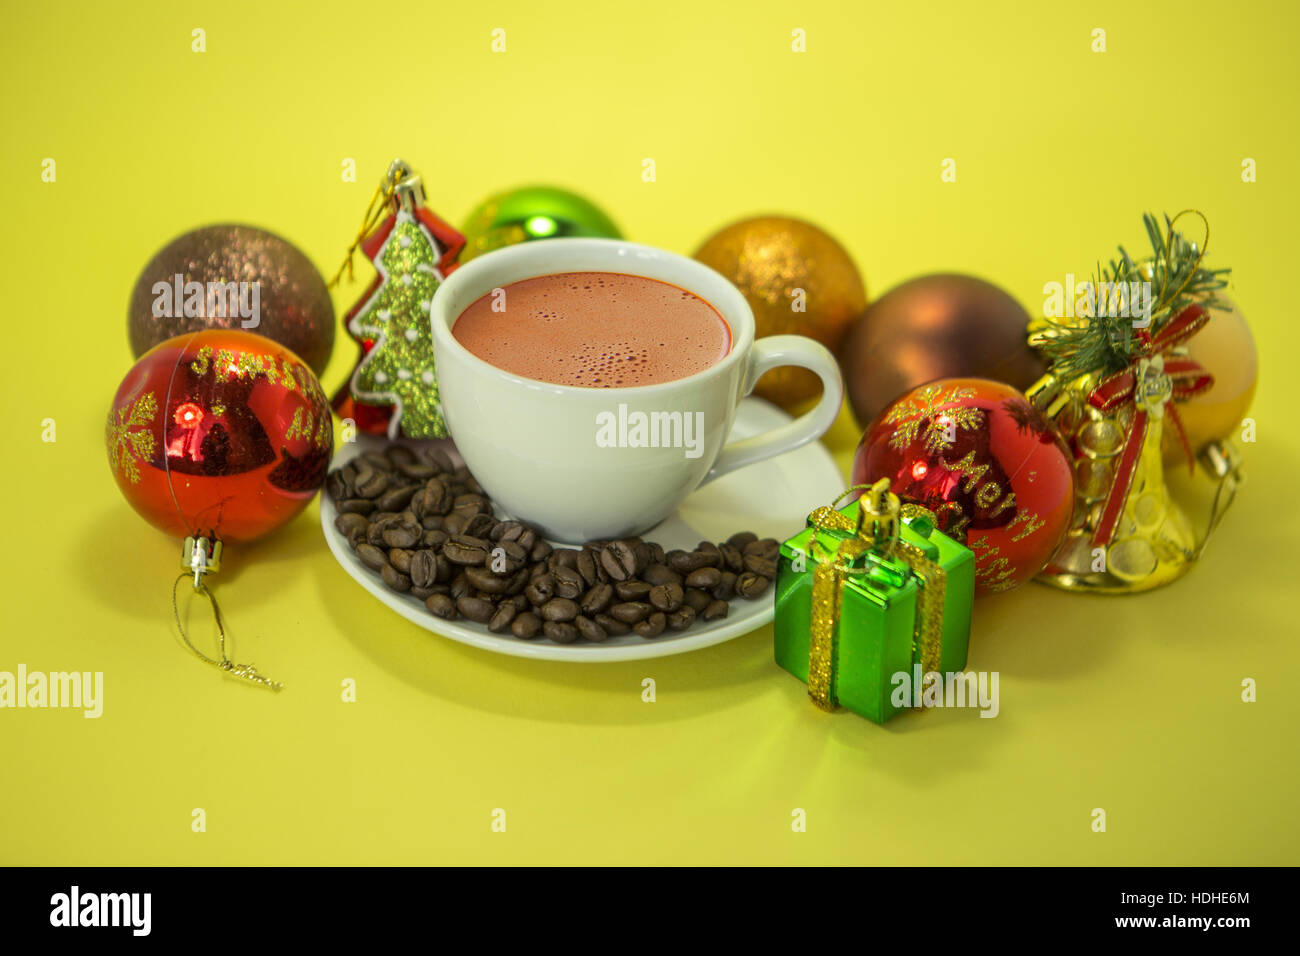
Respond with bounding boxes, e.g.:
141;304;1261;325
851;378;1074;594
106;329;333;544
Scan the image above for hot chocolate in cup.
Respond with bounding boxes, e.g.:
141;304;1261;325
430;238;843;542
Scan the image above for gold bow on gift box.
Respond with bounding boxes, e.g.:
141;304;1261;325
805;481;947;711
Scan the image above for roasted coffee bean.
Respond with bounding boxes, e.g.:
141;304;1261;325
327;471;350;501
449;572;472;600
549;549;579;571
382;520;421;549
516;528;537;552
420;480;451;516
712;571;738;601
452;493;490;516
525;574;555;605
580;582;614;615
530;539;552;562
539;597;579;622
334;512;368;536
466;566;510;595
684;567;722;589
355;470;390;498
633;542;656;573
409;584;440;601
575;550;599;587
553;566;585;599
683;588;712;613
574;615;607;643
642;563;680;586
443;535;490;565
505;567;531;595
420;513;444;531
396;459;437;479
388;548;414;574
594;613;631;636
743;553;777;578
667;605;696;630
702;599;729;621
634;612;666;638
743;538;779;560
356;543;387;572
737;571;770;599
491;520;526;542
695;542;723;568
649;582;684;612
648;542;666;565
369;515;392;546
426;593;457;620
421;528;448;549
719;543;744;573
609;602;651;624
462;514;497;539
456;596;495;624
599;541;639;581
385;445;418;468
337;498;375;515
728;531;758;549
381;564;412;592
435;553;452;583
488;602;518;633
614;580;652;601
543;621;578;644
376;484;418;512
667;549;708;574
441;512;468;536
486;540;528;575
426;447;455;473
345;525;367;548
409;551;439;589
511;612;542;639
510;594;530;611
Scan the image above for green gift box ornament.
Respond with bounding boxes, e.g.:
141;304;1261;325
775;481;975;723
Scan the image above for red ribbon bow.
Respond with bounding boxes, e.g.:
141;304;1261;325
1087;303;1215;547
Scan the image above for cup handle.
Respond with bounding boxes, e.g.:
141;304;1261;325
701;335;844;486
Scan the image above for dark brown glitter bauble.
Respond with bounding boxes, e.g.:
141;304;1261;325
128;224;335;376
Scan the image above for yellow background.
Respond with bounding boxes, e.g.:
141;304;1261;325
2;0;1297;865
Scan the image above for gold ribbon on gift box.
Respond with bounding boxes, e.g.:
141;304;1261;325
806;481;946;711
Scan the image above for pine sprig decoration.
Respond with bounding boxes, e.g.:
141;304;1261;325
1039;211;1230;380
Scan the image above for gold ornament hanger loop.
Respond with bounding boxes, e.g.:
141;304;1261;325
170;537;282;691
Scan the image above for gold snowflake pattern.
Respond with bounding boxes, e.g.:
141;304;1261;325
882;383;983;453
106;391;158;484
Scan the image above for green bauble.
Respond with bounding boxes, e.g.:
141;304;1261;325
460;185;622;262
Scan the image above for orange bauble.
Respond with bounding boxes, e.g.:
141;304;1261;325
694;216;866;409
1162;297;1257;465
106;329;333;543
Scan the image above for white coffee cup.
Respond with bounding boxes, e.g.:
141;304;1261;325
430;238;843;542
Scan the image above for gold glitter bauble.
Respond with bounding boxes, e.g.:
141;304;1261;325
694;216;866;409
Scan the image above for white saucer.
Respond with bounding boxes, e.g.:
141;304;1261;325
320;397;843;661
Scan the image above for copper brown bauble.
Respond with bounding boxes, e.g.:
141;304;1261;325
840;274;1046;427
694;216;866;409
1161;296;1257;465
128;224;335;377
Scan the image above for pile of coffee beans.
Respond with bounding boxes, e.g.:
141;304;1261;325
326;444;778;643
